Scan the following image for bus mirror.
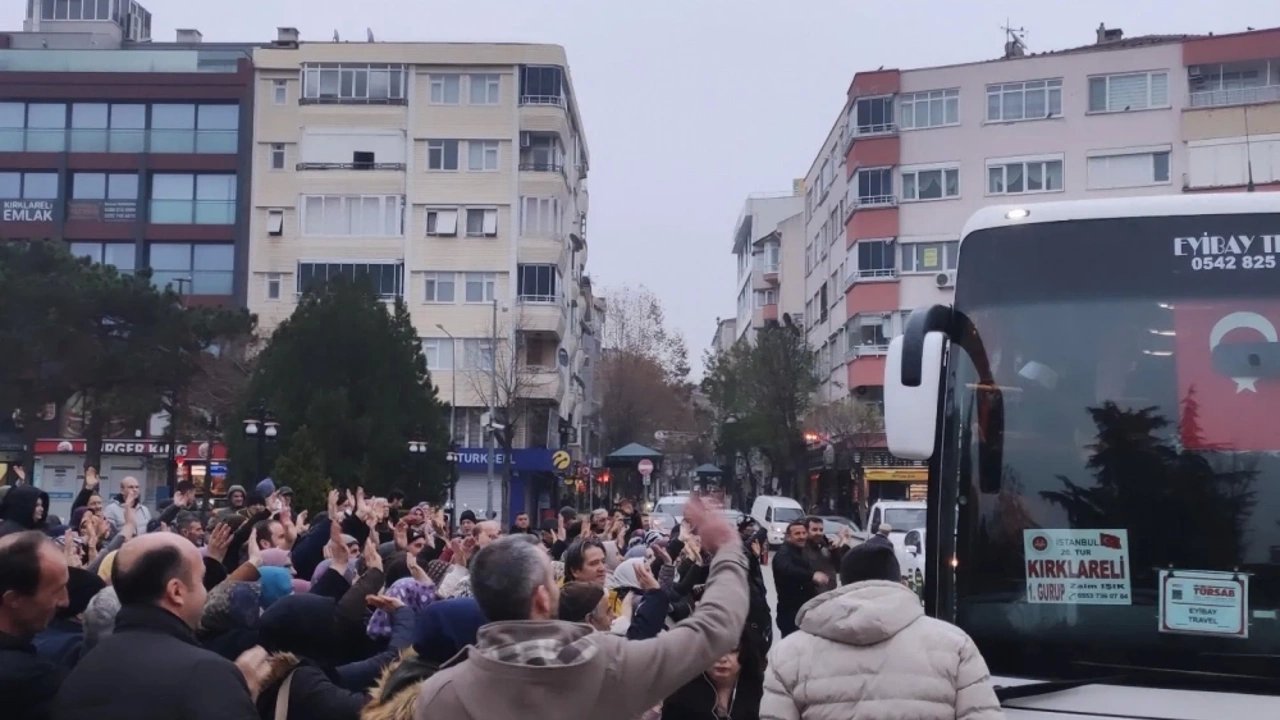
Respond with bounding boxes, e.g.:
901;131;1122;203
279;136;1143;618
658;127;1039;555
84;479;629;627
885;331;947;460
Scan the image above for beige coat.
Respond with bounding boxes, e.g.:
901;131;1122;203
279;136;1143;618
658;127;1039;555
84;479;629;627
412;543;749;720
760;581;1003;720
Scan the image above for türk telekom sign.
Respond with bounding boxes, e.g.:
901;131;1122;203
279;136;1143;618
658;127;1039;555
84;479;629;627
33;438;229;460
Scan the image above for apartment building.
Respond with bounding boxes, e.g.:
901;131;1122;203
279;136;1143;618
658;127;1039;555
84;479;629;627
800;23;1280;509
0;4;255;508
247;31;593;519
0;5;254;306
709;317;737;355
729;190;804;344
801;114;851;404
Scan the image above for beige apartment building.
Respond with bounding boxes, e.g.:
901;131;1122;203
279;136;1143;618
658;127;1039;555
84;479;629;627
729;191;804;344
247;30;594;518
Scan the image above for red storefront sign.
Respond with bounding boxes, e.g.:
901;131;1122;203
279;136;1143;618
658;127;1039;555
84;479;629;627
34;438;229;461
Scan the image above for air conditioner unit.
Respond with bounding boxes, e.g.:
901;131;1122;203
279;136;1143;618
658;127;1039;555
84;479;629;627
935;271;956;288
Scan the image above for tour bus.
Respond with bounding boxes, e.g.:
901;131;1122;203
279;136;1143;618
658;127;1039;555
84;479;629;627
883;193;1280;717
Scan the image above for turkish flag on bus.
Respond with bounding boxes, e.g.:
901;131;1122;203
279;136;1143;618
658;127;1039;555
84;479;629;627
1174;301;1280;451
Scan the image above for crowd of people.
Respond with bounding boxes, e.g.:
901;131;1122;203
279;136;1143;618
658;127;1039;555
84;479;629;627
0;468;1003;719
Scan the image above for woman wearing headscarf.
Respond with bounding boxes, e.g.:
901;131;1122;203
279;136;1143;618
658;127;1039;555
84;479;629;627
199;581;263;661
606;557;662;637
660;625;765;720
255;592;414;720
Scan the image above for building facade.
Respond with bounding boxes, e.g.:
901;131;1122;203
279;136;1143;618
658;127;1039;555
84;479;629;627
0;4;255;508
730;191;804;344
247;32;593;520
800;23;1280;510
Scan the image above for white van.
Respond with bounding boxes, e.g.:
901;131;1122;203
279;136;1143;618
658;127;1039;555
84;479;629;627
750;495;805;548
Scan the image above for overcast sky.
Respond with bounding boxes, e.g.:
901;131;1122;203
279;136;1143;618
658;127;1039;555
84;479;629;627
130;0;1280;370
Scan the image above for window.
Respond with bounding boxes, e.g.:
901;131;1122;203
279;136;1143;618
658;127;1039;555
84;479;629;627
987;157;1064;195
1189;60;1280;108
464;272;497;303
148;103;237;153
1087;149;1172;189
297;262;403;299
850;95;894;135
273;79;288;105
901;166;959;201
517;264;558;302
430;74;461;104
149;243;234;294
70;103;146;152
41;0;115;20
0;171;56;200
302;64;406;103
301;195;403;236
422;338;454;370
753;289;776;308
424;272;456;303
520;196;561;237
149;174;235;224
519;65;564;105
819;282;829;323
987;78;1062;122
469;74;500;105
1088;71;1169;113
762;242;780;273
520;133;563;172
466;208;498;237
270;143;285;170
847;314;891;354
70;172;137;200
855;239;896;279
899;88;959;129
462;339;495;371
468;140;499;171
69;242;135;273
267;209;284;236
427;140;460;170
854;167;894;206
266;273;281;300
426;209;458;236
903;241;959;272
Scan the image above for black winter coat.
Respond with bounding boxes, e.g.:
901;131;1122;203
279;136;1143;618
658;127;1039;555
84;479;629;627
54;605;259;720
770;542;816;612
661;672;764;720
255;658;366;720
0;631;65;720
0;485;49;537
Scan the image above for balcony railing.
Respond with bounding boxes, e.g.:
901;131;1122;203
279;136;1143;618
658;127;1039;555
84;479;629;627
295;162;407;171
518;293;561;304
854;122;897;137
519;94;564;106
852;267;898;283
149;199;236;225
855;194;897;209
1189;84;1280;109
519;161;565;173
0;128;240;154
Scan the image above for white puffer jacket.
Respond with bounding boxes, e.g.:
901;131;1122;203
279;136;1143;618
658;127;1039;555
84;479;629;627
760;580;1003;720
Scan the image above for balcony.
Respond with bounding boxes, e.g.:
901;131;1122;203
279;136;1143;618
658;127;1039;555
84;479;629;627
518;298;566;337
295;162;406;171
519;94;564;107
849;267;898;284
1189;84;1280;109
854;194;897;210
149;199;236;225
0;128;240;155
519;161;565;174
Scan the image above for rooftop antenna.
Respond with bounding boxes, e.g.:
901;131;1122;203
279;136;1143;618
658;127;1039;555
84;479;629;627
1001;19;1028;58
332;29;340;42
367;28;375;42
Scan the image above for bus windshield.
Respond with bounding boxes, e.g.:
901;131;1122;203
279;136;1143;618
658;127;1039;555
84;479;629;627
948;214;1280;685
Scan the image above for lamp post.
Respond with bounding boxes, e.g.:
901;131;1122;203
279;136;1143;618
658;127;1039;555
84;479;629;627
434;323;457;440
407;439;428;500
242;403;279;484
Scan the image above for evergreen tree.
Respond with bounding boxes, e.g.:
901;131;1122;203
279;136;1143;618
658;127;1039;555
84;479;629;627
271;425;327;513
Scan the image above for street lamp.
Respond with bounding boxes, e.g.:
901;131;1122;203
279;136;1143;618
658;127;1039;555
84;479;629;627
407;439;428;500
242;403;279;484
434;323;457;442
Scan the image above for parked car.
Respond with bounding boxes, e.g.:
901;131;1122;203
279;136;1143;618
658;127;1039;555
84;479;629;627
653;493;690;523
648;512;677;537
820;515;867;545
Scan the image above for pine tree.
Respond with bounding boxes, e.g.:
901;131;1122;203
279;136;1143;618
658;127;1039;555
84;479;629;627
271;425;327;513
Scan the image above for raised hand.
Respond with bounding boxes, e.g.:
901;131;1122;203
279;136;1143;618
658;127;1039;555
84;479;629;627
682;495;736;554
207;522;232;563
365;594;405;612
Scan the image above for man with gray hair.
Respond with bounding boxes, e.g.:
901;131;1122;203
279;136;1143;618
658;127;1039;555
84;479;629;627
413;496;748;720
82;587;120;652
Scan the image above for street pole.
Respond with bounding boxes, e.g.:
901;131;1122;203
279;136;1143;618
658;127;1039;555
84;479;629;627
435;324;457;439
485;298;498;519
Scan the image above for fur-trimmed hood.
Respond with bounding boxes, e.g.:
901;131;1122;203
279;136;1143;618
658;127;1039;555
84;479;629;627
361;648;441;720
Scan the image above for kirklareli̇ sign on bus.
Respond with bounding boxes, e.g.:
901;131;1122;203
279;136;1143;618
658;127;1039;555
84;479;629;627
1023;529;1132;605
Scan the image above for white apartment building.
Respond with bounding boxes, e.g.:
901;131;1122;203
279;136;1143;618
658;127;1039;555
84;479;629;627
814;26;1204;406
730;191;804;344
247;30;593;519
801;114;851;403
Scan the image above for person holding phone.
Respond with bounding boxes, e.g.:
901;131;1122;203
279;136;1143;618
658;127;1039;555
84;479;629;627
103;477;150;537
